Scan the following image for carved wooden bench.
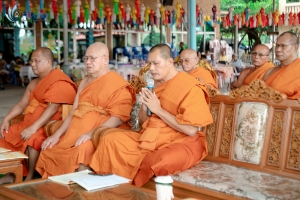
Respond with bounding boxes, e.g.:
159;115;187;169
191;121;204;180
166;80;300;199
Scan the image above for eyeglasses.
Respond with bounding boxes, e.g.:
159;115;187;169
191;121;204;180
275;43;293;49
29;59;42;65
82;55;106;62
250;52;269;57
178;57;198;65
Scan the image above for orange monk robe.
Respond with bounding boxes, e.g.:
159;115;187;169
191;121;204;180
264;58;300;99
189;67;218;89
243;61;275;85
0;69;77;153
36;71;136;177
0;70;77;175
90;72;213;180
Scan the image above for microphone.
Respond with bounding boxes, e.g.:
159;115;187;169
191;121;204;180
146;79;155;116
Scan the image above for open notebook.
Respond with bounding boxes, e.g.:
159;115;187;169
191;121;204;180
49;170;131;191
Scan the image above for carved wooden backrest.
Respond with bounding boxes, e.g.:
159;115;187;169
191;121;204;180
205;80;300;180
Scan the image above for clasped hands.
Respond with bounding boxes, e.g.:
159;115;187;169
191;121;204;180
139;87;161;114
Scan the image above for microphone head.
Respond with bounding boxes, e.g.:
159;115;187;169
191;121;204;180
146;79;155;88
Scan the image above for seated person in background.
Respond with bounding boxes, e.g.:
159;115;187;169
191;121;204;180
36;42;136;178
180;49;218;89
179;42;185;54
231;44;274;90
218;51;228;64
231;54;245;73
0;59;9;90
262;31;300;99
206;51;212;63
0;47;77;184
89;44;213;185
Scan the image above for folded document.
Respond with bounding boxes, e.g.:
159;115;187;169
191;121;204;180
49;170;131;191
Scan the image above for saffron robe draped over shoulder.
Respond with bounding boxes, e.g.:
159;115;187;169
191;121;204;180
0;69;77;153
36;71;136;177
0;69;77;175
264;58;300;99
89;72;213;180
243;62;274;85
189;67;218;89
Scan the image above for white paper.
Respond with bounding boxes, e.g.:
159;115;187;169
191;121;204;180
49;169;91;185
70;174;131;191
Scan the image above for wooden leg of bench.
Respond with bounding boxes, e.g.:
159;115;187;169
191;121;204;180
0;160;23;183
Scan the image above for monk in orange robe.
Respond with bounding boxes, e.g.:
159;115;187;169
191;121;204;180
262;32;300;99
89;44;213;183
0;47;77;184
36;42;136;178
231;44;274;89
179;49;218;89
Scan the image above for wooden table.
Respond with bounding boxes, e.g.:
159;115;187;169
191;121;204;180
0;158;24;183
0;179;201;200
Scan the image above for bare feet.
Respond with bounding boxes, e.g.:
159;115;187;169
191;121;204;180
0;173;15;184
77;164;91;172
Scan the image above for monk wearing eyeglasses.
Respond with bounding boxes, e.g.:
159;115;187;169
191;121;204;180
88;44;213;186
0;47;77;184
179;49;218;89
231;44;274;89
36;42;136;177
262;31;300;99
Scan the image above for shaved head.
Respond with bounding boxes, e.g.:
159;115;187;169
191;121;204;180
179;48;199;73
279;31;299;45
181;49;197;58
149;44;172;60
34;47;54;64
253;44;270;55
84;42;110;76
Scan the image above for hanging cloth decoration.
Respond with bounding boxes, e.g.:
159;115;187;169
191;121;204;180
58;5;63;24
149;8;154;25
119;2;125;23
52;0;58;21
98;1;104;24
84;1;89;23
105;5;112;24
135;0;140;23
244;6;249;26
113;0;118;15
160;5;165;26
125;4;131;24
175;2;181;28
79;6;84;23
144;6;150;25
131;7;137;25
289;11;293;26
140;3;145;24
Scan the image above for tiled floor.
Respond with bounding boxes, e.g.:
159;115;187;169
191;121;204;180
0;85;25;122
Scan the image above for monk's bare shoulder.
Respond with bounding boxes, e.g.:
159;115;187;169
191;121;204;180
262;66;279;80
76;75;90;93
240;67;254;77
26;78;40;93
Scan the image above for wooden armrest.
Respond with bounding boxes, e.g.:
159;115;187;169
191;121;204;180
44;120;63;137
10;114;24;125
91;127;136;148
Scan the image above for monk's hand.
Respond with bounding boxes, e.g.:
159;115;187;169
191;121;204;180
139;88;161;114
21;126;37;141
0;121;9;138
75;131;92;146
41;135;60;150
